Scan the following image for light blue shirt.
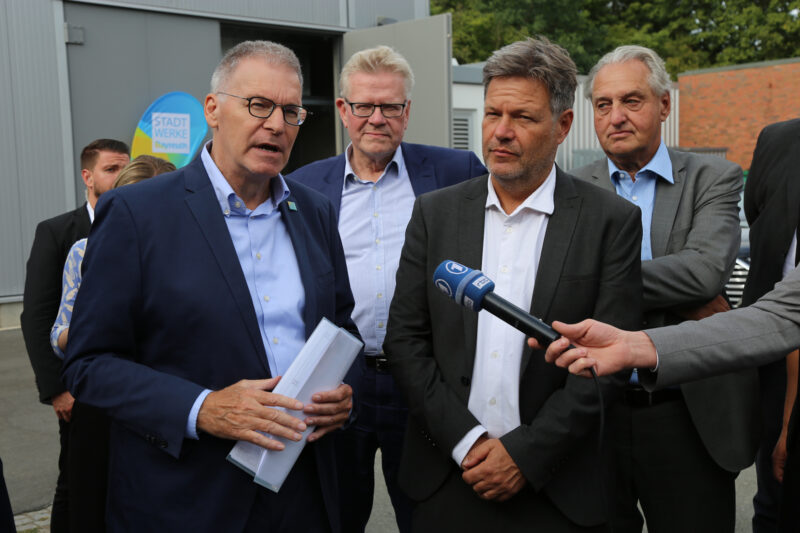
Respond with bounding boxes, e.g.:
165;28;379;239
50;238;87;359
186;143;307;438
338;145;416;355
608;141;673;261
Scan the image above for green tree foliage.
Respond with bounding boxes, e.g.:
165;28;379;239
433;0;800;76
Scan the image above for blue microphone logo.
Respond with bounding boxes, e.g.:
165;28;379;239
434;278;453;297
445;261;468;275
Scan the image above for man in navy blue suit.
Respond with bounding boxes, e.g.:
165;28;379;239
288;45;486;533
62;41;357;532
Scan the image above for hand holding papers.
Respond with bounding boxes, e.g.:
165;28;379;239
228;318;363;491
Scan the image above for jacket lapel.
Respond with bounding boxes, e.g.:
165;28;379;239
521;169;581;375
183;159;270;375
459;177;489;376
651;149;686;257
319;157;347;219
590;160;616;193
403;143;438;197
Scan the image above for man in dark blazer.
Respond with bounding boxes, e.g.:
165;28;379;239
62;41;356;532
20;138;129;532
384;37;642;532
742;117;800;532
572;45;757;532
288;45;486;533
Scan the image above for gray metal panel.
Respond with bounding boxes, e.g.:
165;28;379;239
64;3;221;192
71;0;347;28
343;14;452;148
1;0;71;299
348;0;420;28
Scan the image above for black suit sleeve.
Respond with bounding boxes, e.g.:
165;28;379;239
21;220;70;403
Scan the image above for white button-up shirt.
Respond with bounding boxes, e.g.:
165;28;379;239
451;167;556;465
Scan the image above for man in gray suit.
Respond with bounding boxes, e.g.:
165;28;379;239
571;45;757;532
384;37;643;531
536;265;800;532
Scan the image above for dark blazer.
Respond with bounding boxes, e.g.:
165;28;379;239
384;170;643;527
743;118;800;305
62;157;358;532
573;149;759;472
21;204;91;403
286;142;487;219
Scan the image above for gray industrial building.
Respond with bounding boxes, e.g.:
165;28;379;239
0;0;457;326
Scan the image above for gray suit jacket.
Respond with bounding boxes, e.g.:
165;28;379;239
572;149;759;472
384;170;643;527
646;265;800;388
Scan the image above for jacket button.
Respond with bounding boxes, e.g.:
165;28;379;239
461;376;470;387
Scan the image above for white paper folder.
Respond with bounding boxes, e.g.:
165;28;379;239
227;317;363;491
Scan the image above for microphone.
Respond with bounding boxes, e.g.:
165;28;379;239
432;260;562;347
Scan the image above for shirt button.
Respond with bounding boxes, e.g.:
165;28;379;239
373;212;379;218
378;322;384;328
501;266;509;273
224;209;230;216
272;337;279;344
376;265;382;271
235;201;242;208
632;195;638;201
489;397;496;406
263;295;270;302
377;293;383;299
491;351;499;359
256;253;262;260
375;238;381;244
505;226;513;234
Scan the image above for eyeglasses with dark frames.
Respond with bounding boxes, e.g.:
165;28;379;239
344;99;407;118
217;92;311;126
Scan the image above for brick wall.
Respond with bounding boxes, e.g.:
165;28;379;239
678;58;800;170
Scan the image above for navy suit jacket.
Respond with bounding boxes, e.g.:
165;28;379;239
62;156;357;532
286;142;487;219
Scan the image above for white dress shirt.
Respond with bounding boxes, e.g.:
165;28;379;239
451;167;556;465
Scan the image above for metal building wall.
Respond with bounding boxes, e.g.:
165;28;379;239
68;0;428;30
1;0;74;306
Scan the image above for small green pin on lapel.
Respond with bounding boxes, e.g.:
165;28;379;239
288;201;297;211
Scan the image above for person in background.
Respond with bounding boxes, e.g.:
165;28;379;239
49;154;175;532
572;45;755;533
741;117;800;532
288;44;486;533
20;138;129;532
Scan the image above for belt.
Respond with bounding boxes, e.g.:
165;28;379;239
365;355;391;373
623;387;682;407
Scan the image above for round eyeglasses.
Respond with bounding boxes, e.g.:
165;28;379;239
345;99;407;118
217;92;311;126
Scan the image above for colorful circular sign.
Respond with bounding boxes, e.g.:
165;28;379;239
131;91;207;168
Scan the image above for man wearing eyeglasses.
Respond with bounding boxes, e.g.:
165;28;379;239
61;40;358;532
289;45;486;533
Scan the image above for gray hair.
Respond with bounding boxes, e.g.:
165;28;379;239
211;40;303;93
584;45;671;100
340;45;415;100
482;36;577;116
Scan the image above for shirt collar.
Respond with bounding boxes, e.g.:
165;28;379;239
86;200;95;223
201;141;290;215
342;143;405;188
608;141;674;184
485;164;556;217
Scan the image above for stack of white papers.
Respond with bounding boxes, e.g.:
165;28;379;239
227;318;363;492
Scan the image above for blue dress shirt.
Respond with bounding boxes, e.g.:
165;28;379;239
187;144;307;438
338;145;416;355
608;141;674;261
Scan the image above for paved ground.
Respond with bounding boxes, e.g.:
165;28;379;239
1;327;759;532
